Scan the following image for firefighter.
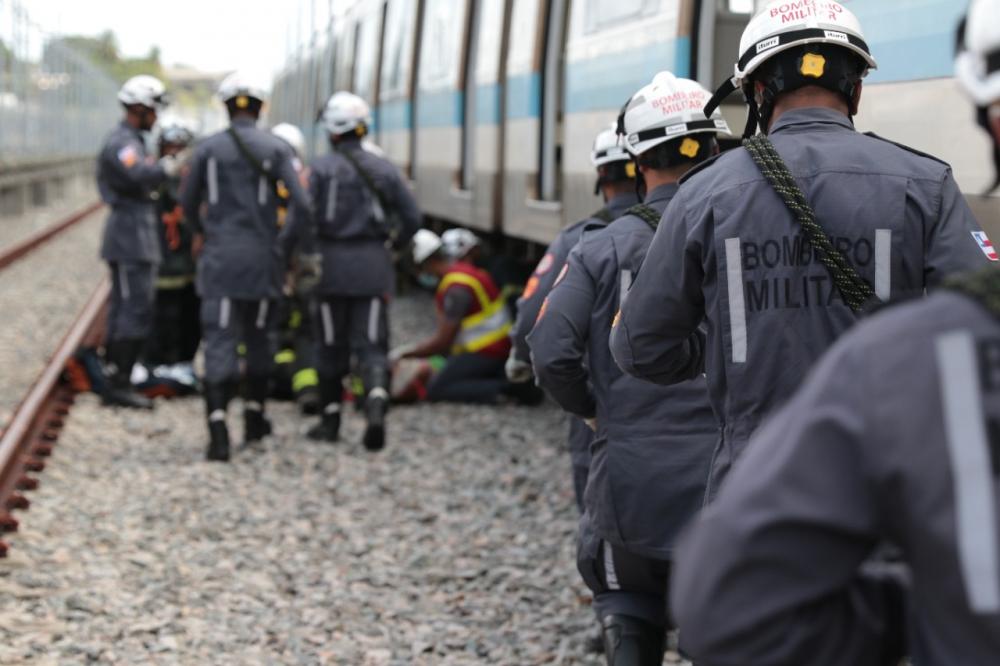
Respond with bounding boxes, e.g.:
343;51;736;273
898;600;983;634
611;0;995;500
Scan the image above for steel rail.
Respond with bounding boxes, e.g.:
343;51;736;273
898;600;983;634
0;200;103;272
0;278;109;557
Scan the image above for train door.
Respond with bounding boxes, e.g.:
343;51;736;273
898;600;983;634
470;0;511;233
379;0;421;175
413;0;475;225
460;0;483;192
353;5;384;113
409;0;426;180
501;0;563;244
538;0;568;202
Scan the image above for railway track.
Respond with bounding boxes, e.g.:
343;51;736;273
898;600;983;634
0;202;106;557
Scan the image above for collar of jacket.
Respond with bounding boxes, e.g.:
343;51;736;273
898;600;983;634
607;190;640;214
120;119;144;137
769;107;855;135
644;182;680;206
230;117;256;129
336;136;364;152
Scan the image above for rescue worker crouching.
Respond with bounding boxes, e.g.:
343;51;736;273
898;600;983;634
98;75;183;410
180;73;315;462
394;230;541;405
610;0;996;502
529;72;727;665
141;120;200;394
305;91;421;451
506;123;638;514
673;8;1000;659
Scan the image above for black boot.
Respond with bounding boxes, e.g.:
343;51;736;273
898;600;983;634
307;404;341;442
243;374;272;445
362;365;389;451
601;615;665;666
204;382;232;462
307;377;342;442
102;339;153;410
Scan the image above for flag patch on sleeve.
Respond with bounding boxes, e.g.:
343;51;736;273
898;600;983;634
972;231;999;261
117;144;139;168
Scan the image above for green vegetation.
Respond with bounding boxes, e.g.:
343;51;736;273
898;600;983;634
50;31;165;83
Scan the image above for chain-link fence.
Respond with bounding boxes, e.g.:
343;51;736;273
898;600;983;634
0;0;119;165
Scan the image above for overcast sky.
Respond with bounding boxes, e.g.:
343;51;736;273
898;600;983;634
30;0;343;86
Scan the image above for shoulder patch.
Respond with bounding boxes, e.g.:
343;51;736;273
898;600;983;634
972;231;1000;262
534;253;556;276
863;132;951;168
117;143;140;168
679;150;725;184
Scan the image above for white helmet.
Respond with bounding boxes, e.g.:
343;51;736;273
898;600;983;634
705;0;877;135
590;124;630;166
217;72;268;105
272;123;306;159
441;228;480;260
956;0;1000;106
322;91;372;136
118;75;169;109
736;1;876;87
412;229;443;265
622;72;731;157
158;119;195;146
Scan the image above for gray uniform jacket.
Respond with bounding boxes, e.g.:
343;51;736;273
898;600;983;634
510;191;639;364
673;290;1000;666
530;184;717;560
97;121;168;263
308;138;421;297
181;118;312;301
611;107;993;479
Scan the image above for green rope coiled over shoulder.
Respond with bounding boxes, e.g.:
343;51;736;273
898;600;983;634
743;135;875;312
945;268;1000;318
626;204;661;231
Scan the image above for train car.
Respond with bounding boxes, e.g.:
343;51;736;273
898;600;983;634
270;0;999;247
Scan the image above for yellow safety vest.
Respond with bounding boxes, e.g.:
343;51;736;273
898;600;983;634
437;271;512;355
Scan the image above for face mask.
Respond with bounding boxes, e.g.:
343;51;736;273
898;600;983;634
417;273;439;290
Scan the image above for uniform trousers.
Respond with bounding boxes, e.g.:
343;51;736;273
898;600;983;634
578;519;672;628
568;417;593;514
426;353;508;404
201;297;276;383
312;295;389;392
107;261;157;343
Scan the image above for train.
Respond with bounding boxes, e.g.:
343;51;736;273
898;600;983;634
269;0;1000;247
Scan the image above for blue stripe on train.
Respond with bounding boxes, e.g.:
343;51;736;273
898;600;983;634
832;0;965;83
376;37;690;130
566;37;691;113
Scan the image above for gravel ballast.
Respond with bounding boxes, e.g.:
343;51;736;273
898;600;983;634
0;207;106;430
0;294;633;665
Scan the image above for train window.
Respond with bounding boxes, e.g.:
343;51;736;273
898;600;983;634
507;0;540;78
419;0;463;90
475;0;506;85
381;0;417;98
354;12;381;102
583;0;659;33
727;0;754;13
